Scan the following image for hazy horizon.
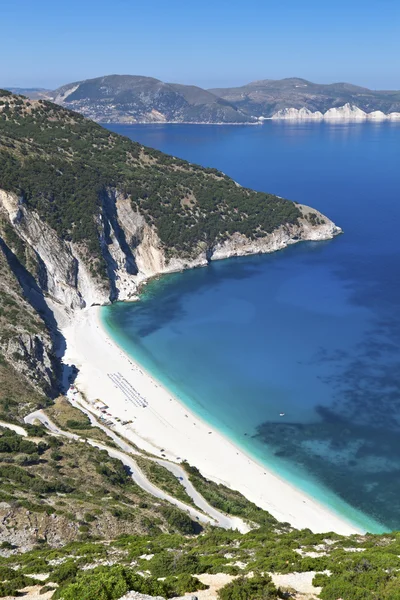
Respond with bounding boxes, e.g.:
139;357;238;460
4;74;400;93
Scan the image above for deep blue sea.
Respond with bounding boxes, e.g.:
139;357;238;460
102;121;400;533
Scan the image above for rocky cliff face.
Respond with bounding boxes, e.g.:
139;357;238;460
0;203;60;397
0;188;341;323
2;333;57;396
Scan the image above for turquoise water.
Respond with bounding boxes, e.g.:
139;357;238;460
102;121;400;533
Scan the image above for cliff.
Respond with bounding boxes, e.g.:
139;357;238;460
0;205;59;400
271;103;400;121
0;187;341;314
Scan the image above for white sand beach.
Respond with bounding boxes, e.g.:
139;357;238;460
61;306;361;535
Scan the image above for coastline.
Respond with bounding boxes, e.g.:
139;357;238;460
61;304;372;535
101;120;260;126
102;113;400;126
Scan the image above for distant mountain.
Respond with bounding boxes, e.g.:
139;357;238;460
6;87;50;99
45;75;253;123
13;76;400;123
210;77;400;118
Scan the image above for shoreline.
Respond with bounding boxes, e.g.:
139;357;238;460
104;117;400;126
61;305;370;535
103;120;260;126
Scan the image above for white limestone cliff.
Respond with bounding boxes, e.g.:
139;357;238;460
0;188;342;324
52;84;80;104
324;104;367;120
271;103;400;121
270;107;323;120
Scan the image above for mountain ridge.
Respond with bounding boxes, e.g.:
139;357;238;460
210;76;400;118
13;74;400;123
45;74;253;124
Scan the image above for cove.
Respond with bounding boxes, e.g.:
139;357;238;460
102;121;400;532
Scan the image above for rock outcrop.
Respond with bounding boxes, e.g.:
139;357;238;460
270;107;324;120
2;333;57;395
0;206;60;396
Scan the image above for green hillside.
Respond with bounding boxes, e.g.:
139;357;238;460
0;89;300;272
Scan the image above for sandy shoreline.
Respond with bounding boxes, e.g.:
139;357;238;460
61;305;361;535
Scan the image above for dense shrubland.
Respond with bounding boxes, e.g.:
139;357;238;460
51;565;208;600
2;526;400;599
0;91;301;264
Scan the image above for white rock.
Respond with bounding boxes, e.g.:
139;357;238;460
367;110;387;120
324;103;366;120
270;103;400;122
271;107;323;120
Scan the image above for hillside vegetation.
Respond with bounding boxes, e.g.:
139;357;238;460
0;89;300;268
0;424;200;551
1;415;399;599
2;511;400;599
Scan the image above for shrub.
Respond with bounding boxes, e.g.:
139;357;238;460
65;419;90;430
0;566;35;597
161;506;197;535
218;575;279;600
51;560;78;584
149;550;202;577
165;573;208;595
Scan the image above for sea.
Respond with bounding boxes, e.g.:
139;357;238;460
101;121;400;533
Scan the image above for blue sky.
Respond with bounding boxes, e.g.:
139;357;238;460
2;0;399;89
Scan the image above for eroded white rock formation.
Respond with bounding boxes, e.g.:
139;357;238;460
271;103;400;121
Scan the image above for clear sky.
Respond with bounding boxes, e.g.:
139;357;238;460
2;0;399;90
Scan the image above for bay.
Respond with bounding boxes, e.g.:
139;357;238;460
102;121;400;532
